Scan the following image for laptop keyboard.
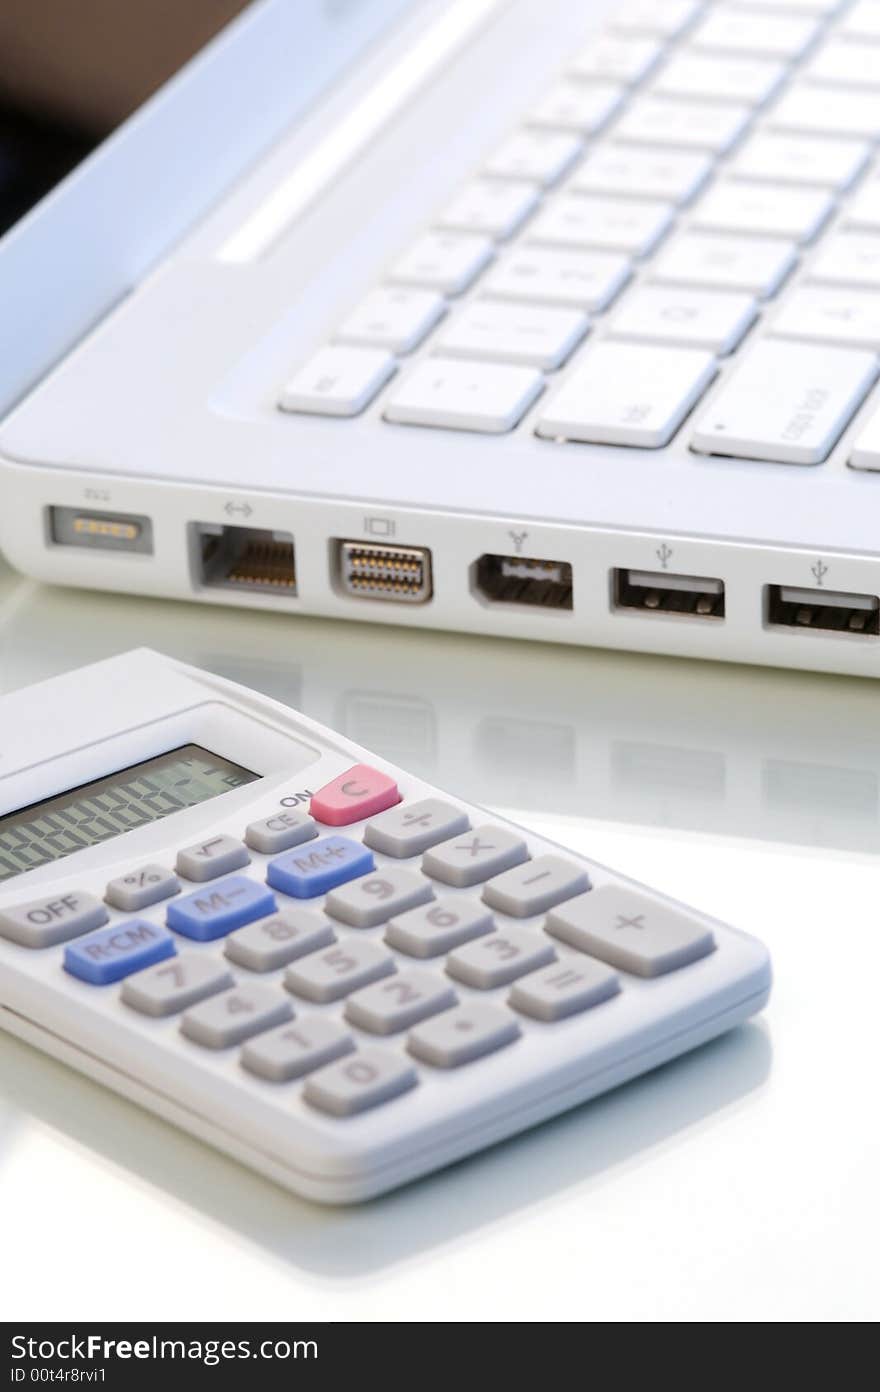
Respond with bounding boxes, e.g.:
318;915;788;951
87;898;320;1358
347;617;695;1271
279;0;880;472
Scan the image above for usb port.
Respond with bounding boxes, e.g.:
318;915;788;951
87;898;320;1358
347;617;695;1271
49;506;153;554
766;585;879;635
613;568;725;619
335;540;432;603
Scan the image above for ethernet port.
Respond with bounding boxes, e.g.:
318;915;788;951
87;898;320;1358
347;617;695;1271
474;554;573;609
191;523;296;595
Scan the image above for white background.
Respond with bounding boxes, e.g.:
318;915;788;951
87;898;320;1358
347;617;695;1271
0;555;877;1321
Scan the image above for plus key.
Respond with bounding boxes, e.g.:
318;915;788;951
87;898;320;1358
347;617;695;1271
310;764;401;827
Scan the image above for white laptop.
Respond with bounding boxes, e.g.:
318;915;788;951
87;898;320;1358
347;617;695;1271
2;0;880;678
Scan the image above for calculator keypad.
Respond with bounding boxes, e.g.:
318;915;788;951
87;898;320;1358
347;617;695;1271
121;953;234;1017
224;907;335;971
244;811;317;855
64;919;175;985
105;865;179;912
508;960;620;1022
310;764;400;827
0;891;108;948
325;866;434;928
384;898;493;958
344;969;457;1036
482;855;591;918
303;1047;417;1117
176;835;250;882
284;939;395;1003
446;926;556;989
408;1002;521;1069
166;875;275;941
266;835;374;898
3;764;732;1130
422;825;529;887
546;886;716;978
180;983;293;1049
363;798;470;858
241;1017;354;1082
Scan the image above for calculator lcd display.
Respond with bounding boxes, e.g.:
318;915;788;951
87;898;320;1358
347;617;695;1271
0;744;258;882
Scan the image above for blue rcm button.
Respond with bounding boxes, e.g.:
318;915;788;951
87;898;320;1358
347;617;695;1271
64;919;175;985
267;835;374;899
167;875;275;941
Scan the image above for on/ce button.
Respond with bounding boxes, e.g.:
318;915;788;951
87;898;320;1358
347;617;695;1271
310;765;400;827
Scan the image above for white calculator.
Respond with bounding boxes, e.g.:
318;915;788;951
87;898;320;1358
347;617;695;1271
0;650;770;1203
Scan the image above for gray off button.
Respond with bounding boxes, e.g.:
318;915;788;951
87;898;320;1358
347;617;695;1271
546;885;716;978
0;891;109;948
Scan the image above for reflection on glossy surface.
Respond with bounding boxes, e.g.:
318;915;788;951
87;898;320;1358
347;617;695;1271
1;559;878;853
1;562;879;1320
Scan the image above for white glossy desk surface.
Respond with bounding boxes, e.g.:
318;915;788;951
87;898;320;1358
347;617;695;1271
0;558;877;1322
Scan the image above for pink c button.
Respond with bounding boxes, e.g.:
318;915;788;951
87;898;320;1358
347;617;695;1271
310;764;401;827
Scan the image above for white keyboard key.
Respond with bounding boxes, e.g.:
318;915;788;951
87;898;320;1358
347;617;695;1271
609;285;758;353
740;0;842;13
437;179;539;240
849;403;880;470
482;246;631;312
537;342;716;447
730;131;869;191
769;286;880;350
653;52;786;105
383;358;544;433
387;231;493;294
613;95;752;152
804;37;880;88
529;193;674;257
613;0;705;38
690;9;821;58
844;177;880;233
435;301;588;370
690;180;834;243
529;81;624;135
569;145;712;205
808;232;880;289
336;287;446;354
570;34;665;84
484;129;582;187
651;231;797;296
691;339;879;464
279;346;395;417
768;85;880;140
841;0;880;40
